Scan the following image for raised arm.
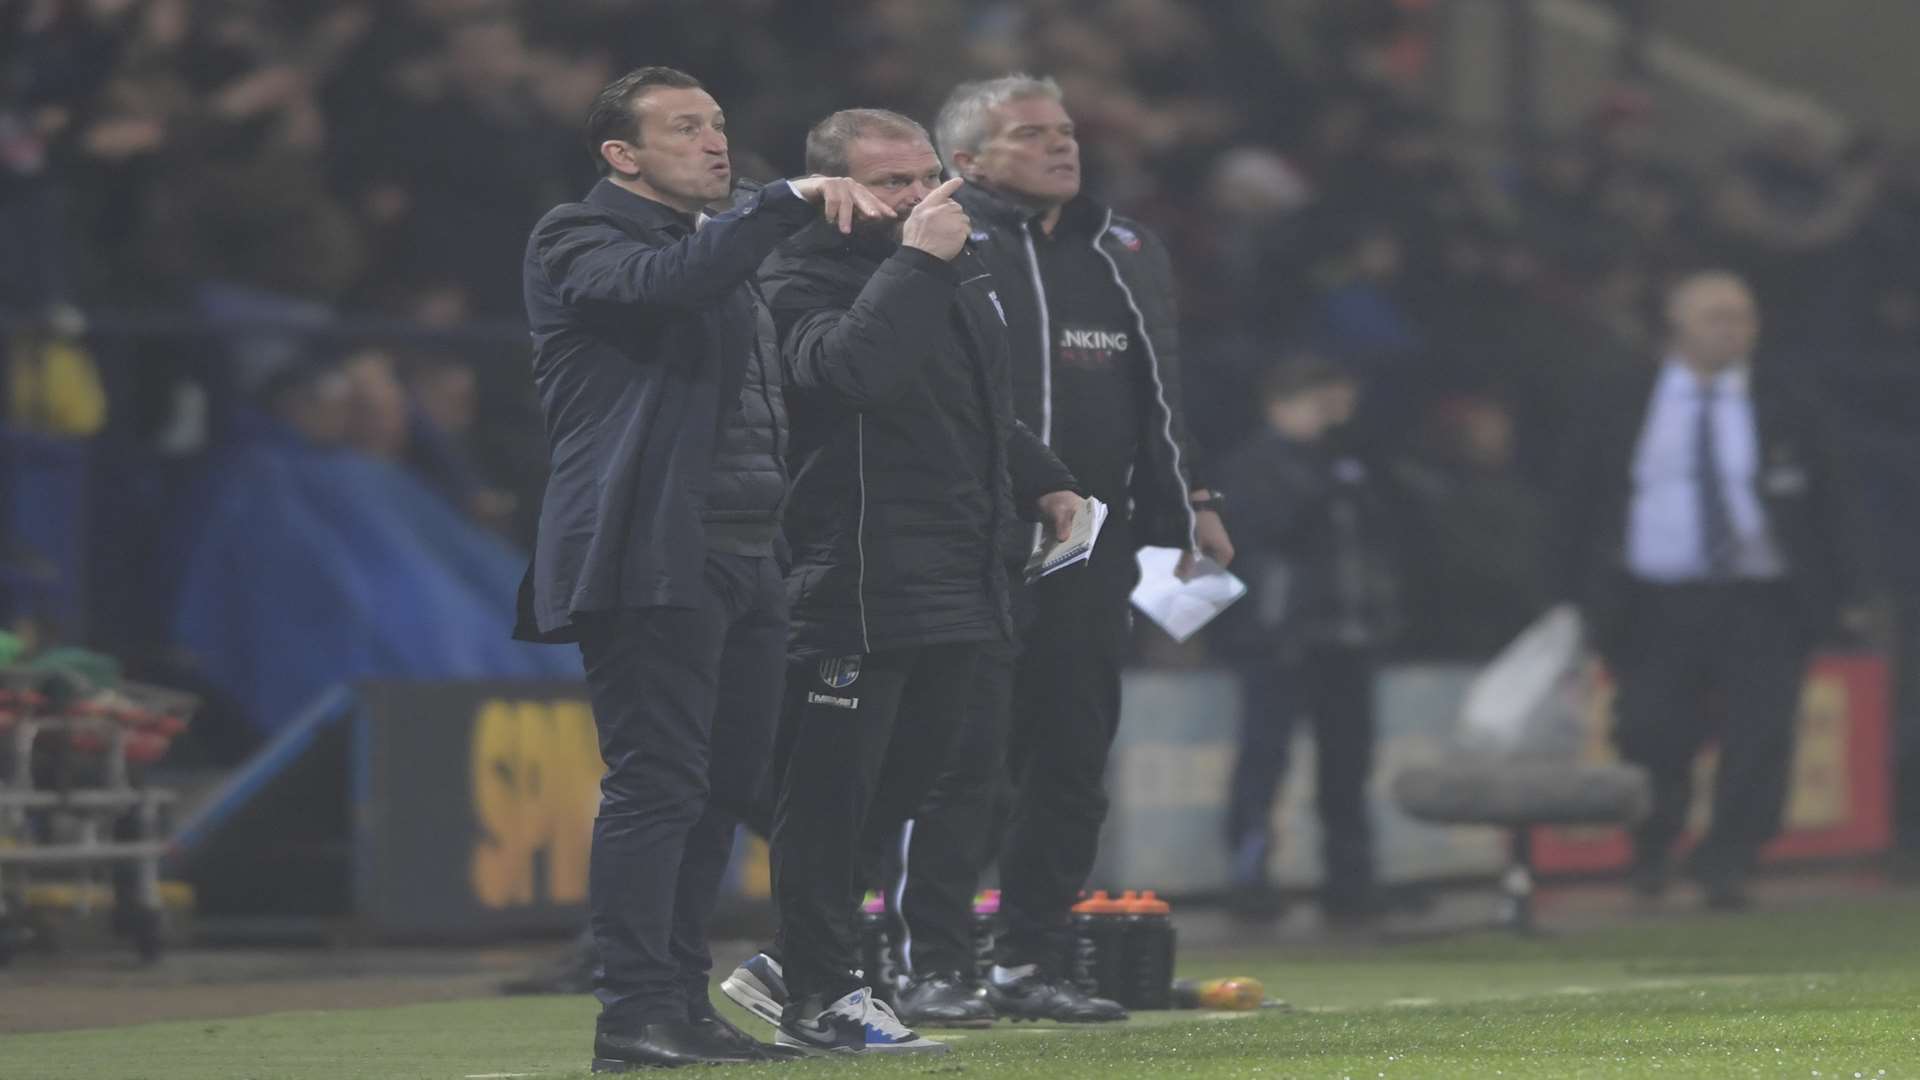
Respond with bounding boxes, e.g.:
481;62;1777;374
779;246;958;409
538;178;895;310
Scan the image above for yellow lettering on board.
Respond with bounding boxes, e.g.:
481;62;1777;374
469;699;603;909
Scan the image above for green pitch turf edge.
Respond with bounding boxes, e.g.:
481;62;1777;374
6;897;1920;1080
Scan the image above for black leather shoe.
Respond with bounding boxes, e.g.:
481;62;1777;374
689;998;806;1060
896;972;996;1028
986;971;1128;1023
591;1020;758;1070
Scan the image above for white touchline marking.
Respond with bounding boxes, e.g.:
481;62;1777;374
992;1028;1071;1036
464;1073;541;1078
1386;998;1440;1007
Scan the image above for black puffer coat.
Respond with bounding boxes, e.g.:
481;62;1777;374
702;185;789;555
759;222;1078;658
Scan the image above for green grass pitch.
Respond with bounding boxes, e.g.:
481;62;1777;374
7;896;1919;1079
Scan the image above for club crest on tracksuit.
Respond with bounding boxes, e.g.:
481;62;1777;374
818;656;862;689
1107;223;1142;251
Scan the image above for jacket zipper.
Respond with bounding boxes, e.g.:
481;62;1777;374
1021;226;1052;555
855;415;871;653
1089;207;1196;548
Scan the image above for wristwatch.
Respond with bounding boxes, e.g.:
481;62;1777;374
1189;489;1225;511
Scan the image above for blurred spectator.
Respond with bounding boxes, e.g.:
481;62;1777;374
259;360;351;448
1555;272;1868;910
399;350;520;533
1391;395;1552;659
1312;219;1420;370
1212;353;1397;922
340;348;409;460
1705;120;1882;349
0;0;121;314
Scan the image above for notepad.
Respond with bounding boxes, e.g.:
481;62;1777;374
1024;497;1109;582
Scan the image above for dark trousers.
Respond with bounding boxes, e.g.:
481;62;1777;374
771;641;982;1005
1223;643;1378;905
886;629;1020;976
576;552;788;1029
884;545;1135;976
1610;581;1811;873
996;553;1134;970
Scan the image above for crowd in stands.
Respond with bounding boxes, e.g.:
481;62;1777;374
3;0;1917;738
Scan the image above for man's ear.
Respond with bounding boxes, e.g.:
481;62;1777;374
600;140;641;179
949;150;979;182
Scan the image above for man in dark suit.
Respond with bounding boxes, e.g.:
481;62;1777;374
1557;270;1864;910
514;66;892;1071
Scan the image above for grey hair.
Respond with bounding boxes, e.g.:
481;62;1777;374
804;108;932;176
934;74;1064;174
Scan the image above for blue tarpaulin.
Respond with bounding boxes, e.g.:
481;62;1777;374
172;420;578;735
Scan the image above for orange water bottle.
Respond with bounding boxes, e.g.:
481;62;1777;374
1171;976;1267;1010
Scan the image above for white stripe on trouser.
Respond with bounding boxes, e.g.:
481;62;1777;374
891;818;915;977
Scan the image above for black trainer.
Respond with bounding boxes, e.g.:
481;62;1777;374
985;970;1128;1023
895;972;996;1029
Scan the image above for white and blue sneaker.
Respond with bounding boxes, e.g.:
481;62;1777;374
775;988;949;1055
720;952;788;1027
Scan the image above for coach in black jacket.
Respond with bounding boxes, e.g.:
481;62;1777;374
869;75;1233;1026
1557;271;1864;910
751;109;1077;1051
513;67;893;1070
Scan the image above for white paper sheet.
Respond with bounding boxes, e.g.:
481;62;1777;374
1129;546;1247;643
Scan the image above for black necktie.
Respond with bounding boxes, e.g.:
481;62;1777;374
1695;383;1738;578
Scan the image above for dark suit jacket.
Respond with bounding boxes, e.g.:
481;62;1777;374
1554;360;1863;658
513;179;815;643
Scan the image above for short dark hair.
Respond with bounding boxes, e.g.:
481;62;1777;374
1259;351;1352;404
586;66;705;176
804;108;931;177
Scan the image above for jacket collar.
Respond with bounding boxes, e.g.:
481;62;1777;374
783;216;899;262
585;178;700;233
956;183;1107;238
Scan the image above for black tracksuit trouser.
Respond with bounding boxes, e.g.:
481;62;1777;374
1611;581;1812;873
771;641;983;1005
890;543;1136;978
576;552;788;1030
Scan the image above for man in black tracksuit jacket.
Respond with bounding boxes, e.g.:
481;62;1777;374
883;76;1235;1024
513;68;892;1070
751;110;1078;1051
